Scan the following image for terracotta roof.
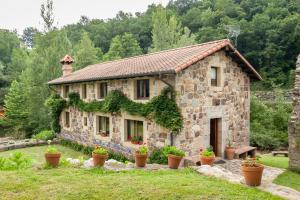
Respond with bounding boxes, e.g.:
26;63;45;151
48;39;262;85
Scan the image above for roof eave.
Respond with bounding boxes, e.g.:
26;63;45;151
48;70;176;85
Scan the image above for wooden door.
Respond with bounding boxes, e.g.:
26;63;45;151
210;118;219;156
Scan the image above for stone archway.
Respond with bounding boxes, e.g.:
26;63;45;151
289;55;300;172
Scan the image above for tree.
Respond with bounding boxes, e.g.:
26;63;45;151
151;6;195;52
40;0;55;32
4;80;29;136
104;33;142;61
74;32;100;70
22;27;40;48
6;48;30;82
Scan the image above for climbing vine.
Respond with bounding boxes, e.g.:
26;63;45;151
45;87;183;133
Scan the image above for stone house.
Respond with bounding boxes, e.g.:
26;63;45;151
48;39;261;158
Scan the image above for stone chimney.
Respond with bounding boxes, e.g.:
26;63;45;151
289;54;300;172
60;55;74;77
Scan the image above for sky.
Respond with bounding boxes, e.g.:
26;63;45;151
0;0;169;34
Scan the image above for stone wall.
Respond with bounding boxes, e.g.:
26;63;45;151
252;90;293;102
173;51;250;157
56;50;251;158
288;55;300;172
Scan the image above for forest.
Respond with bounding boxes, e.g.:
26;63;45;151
0;0;299;149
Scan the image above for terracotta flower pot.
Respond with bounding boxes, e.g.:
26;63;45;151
135;152;148;167
92;153;108;167
168;154;183;169
225;147;235;160
200;155;215;166
241;164;264;186
45;153;61;167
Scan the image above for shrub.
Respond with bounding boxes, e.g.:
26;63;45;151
163;146;185;157
33;130;55;141
45;146;60;154
149;148;168;164
0;152;32;170
250;95;291;150
93;147;108;155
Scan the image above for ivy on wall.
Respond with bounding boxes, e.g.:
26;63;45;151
45;87;183;133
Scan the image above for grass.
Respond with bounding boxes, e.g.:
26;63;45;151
259;153;300;192
258;154;289;169
273;170;300;192
0;146;283;200
0;145;88;164
0;168;282;200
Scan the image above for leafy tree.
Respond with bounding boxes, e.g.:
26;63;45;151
6;48;30;82
0;30;20;65
151;6;195;52
22;27;40;48
74;32;101;70
40;0;55;32
104;33;142;61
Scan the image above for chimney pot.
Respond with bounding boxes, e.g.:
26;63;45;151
60;55;74;77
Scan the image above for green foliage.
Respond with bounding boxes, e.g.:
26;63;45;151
65;87;183;132
74;32;101;70
60;139;130;162
103;33;142;61
151;6;195;52
201;147;215;157
32;130;56;141
45;94;67;133
137;146;149;155
149;148;168;164
93;147;108;155
250;94;292;150
163;146;185;157
45;146;60;154
0;152;32;170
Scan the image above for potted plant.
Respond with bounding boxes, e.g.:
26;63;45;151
135;145;148;167
92;146;108;167
200;146;215;166
164;146;185;169
45;146;61;167
241;158;264;186
225;138;235;160
131;136;143;145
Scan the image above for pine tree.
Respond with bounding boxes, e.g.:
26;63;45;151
104;33;142;61
151;6;195;52
74;32;100;70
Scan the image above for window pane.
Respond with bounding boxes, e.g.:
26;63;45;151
137;80;149;99
65;112;70;127
82;84;87;99
211;67;218;86
99;83;107;98
98;116;109;136
126;119;143;141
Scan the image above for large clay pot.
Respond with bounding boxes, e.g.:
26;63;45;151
168;154;183;169
92;153;108;167
200;155;215;166
135;152;148;167
225;147;236;160
241;165;264;186
45;153;61;167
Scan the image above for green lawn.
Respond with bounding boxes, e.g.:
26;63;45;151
0;145;88;164
0;146;283;200
259;154;289;169
259;153;300;192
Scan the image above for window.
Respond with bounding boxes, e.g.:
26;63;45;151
136;79;149;99
81;84;87;99
97;116;110;137
83;117;88;126
125;120;143;142
97;82;108;99
211;67;218;87
63;85;70;98
65;112;70;128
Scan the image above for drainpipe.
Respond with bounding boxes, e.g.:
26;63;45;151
170;132;174;146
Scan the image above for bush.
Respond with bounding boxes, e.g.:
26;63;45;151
45;146;60;154
163;146;185;157
33;130;56;141
250;95;291;150
149;146;185;164
93;147;108;155
0;152;32;170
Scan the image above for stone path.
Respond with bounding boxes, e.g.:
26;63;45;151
193;160;300;200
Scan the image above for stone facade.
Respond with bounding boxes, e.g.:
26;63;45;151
55;50;250;158
288;55;300;171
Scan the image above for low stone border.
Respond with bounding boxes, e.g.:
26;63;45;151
0;138;59;152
